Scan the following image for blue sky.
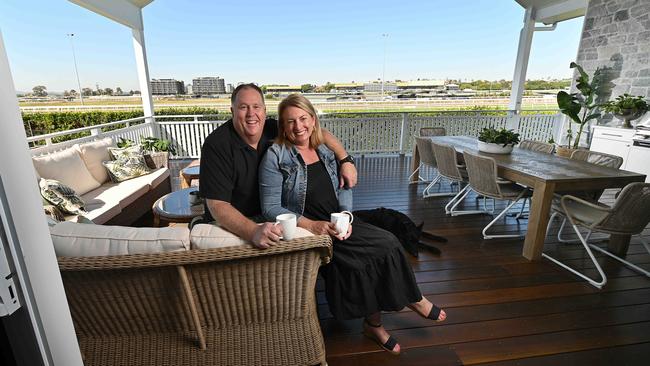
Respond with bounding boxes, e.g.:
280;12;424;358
0;0;584;93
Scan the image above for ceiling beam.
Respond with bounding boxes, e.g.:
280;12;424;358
68;0;143;30
534;0;587;24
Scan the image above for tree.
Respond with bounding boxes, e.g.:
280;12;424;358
69;89;77;97
82;87;93;96
63;90;70;97
103;88;114;96
32;85;47;97
301;84;315;93
116;87;123;95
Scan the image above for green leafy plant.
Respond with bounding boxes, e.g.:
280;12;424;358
556;62;602;149
116;137;135;148
140;136;176;154
478;127;520;147
601;93;649;115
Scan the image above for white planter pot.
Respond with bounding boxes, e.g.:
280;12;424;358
478;141;514;154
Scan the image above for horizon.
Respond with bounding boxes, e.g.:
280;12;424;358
1;0;584;93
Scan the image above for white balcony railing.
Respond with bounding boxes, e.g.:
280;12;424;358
28;111;562;158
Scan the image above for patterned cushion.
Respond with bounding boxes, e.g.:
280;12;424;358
43;204;65;223
108;145;141;160
102;156;151;183
40;178;86;215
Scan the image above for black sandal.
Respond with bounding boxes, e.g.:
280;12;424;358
407;303;445;322
362;319;400;356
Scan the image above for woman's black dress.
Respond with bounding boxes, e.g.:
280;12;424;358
304;161;422;320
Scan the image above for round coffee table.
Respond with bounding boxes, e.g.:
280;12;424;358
152;187;204;227
180;165;200;189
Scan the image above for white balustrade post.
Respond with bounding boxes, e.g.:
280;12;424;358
399;113;408;155
506;110;519;131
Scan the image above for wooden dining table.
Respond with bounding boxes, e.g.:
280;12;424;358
411;136;647;261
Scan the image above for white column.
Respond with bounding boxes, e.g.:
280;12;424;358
132;10;155;135
508;7;536;113
0;30;83;366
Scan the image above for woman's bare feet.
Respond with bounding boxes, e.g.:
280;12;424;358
363;314;401;355
408;297;446;322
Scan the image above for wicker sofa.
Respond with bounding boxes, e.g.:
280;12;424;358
53;222;332;366
33;137;171;225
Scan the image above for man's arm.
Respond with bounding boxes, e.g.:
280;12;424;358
206;199;282;249
321;128;358;188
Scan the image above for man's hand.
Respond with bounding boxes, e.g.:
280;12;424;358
308;220;339;237
251;222;283;249
339;163;358;188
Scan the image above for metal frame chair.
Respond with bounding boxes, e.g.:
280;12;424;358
431;142;488;216
554;150;624;243
543;182;650;289
509;140;555;220
413;137;458;198
409;127;446;183
462;150;531;239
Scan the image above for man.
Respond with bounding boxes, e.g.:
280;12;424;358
199;83;357;249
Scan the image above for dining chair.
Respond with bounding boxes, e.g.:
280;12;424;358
412;137;454;198
543;182;650;289
462;150;531;239
519;139;554;154
419;127;446;137
431;142;487;216
554;150;624;243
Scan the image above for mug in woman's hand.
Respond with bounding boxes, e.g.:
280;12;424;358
330;210;354;236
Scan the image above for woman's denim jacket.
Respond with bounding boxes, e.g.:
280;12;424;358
259;142;353;221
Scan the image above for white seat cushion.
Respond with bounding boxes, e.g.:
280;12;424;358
190;223;314;249
33;147;101;196
50;221;190;257
127;167;170;190
81;179;149;211
77;138;114;184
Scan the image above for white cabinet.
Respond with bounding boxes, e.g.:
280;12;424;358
590;126;650;182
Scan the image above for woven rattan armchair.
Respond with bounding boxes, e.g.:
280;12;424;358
519;139;555;154
58;236;333;366
543;183;650;289
412;137;455;198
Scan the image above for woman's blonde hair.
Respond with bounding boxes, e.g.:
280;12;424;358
276;94;323;148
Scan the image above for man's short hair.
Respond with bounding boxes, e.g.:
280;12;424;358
230;83;265;105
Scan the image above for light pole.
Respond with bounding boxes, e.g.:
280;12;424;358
66;33;84;105
381;33;388;100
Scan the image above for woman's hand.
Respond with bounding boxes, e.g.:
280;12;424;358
336;224;352;241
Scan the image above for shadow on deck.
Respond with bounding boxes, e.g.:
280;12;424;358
171;155;650;365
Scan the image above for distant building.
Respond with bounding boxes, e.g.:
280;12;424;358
186;84;192;94
397;80;445;91
151;78;185;95
226;83;234;93
445;83;460;91
266;85;302;95
192;77;226;95
333;83;364;93
364;82;397;93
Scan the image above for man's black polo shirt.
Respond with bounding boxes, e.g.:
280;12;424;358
199;118;278;220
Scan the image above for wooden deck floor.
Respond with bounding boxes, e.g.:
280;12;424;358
318;155;650;366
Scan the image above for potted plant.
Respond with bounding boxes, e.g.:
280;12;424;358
601;93;649;128
477;127;521;154
140;137;175;169
556;62;602;157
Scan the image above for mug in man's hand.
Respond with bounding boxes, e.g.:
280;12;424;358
330;211;354;236
274;213;297;240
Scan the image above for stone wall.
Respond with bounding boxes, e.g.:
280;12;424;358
575;0;650;124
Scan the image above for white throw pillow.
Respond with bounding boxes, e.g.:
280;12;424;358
32;147;101;196
190;223;314;249
77;138;114;184
50;221;190;257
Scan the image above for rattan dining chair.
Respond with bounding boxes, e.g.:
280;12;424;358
413;137;456;198
543;182;650;289
519;139;555;154
554;150;625;243
462;150;531;239
431;142;487;216
419;127;446;137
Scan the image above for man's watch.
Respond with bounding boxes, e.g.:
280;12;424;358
338;155;355;166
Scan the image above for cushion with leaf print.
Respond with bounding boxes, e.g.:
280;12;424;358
40;178;87;215
108;145;142;161
102;157;151;183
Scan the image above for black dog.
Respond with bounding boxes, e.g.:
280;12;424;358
353;207;446;257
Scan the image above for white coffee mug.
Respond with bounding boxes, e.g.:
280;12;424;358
188;190;202;205
330;211;354;236
274;213;297;241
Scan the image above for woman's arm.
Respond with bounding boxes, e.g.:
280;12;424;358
259;147;299;221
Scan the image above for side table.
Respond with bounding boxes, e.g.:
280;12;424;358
152;187;204;227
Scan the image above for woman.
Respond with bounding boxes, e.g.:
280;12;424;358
259;94;445;355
